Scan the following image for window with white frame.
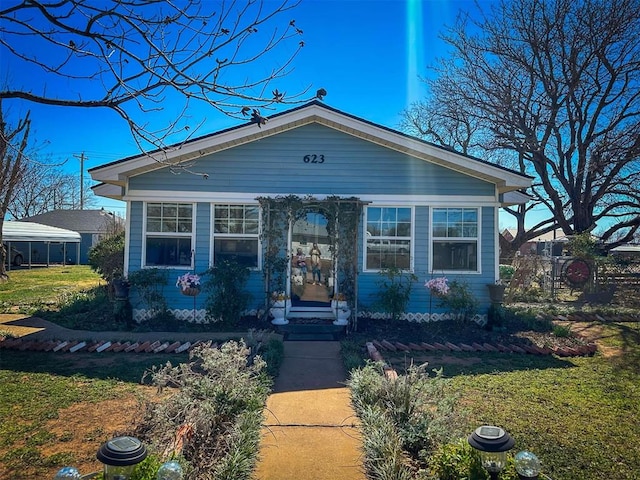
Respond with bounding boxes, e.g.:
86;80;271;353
213;204;259;268
145;203;194;267
431;207;478;272
365;206;412;270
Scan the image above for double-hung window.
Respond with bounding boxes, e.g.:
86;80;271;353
365;206;412;270
213;204;259;268
145;203;194;267
431;207;478;272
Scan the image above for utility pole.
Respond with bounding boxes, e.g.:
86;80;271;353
73;152;86;210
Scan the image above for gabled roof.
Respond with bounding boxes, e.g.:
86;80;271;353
2;221;81;243
89;101;532;194
19;209;122;234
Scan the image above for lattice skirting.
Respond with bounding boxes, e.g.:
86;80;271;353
359;311;488;325
132;308;485;325
132;308;261;323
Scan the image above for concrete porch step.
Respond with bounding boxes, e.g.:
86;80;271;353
276;320;346;341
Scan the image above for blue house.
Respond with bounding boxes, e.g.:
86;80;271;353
89;102;531;324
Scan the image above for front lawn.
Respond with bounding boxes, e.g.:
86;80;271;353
350;319;640;479
0;351;172;479
0;266;104;314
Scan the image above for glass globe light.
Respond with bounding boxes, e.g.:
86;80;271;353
515;450;542;479
53;466;81;479
157;460;184;480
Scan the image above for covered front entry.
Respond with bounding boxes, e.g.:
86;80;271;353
258;196;365;330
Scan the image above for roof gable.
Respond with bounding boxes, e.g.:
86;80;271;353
89;101;532;194
20;209;122;233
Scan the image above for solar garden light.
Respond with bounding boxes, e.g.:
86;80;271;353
53;466;82;479
156;460;184;480
514;450;543;479
96;436;147;480
468;425;515;480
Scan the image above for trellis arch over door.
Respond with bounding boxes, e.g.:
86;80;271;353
258;195;366;329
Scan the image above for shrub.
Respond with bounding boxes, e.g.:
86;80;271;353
349;362;466;474
427;438;487;480
203;259;252;326
359;404;414;480
499;264;515;282
553;324;572;338
88;232;125;283
373;267;418;322
486;303;506;330
438;280;478;321
136;340;270;480
128;268;169;318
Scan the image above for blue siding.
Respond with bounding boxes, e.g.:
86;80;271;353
129;124;494;197
128;201;144;270
124;124;502;319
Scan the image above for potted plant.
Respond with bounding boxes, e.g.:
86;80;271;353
486;280;506;304
176;273;201;296
333;293;351;326
112;276;130;299
270;291;289;325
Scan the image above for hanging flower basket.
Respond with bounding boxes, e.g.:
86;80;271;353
181;287;201;297
176;273;201;297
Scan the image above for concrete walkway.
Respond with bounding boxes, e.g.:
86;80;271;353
255;341;366;480
0;315;366;479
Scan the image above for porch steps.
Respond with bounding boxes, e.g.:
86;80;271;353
276;318;346;341
287;307;335;320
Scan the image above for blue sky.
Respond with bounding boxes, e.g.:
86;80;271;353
4;0;487;217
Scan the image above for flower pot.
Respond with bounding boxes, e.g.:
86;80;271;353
112;278;130;299
270;299;288;325
334;304;351;326
487;284;506;304
181;287;201;297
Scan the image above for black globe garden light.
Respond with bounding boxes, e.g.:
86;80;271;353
468;425;515;480
96;436;147;480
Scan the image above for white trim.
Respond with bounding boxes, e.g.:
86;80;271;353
429;206;481;275
362;205;415;273
124;189;500;206
124;200;131;277
209;203;261;271
90;103;532;194
141;201;196;269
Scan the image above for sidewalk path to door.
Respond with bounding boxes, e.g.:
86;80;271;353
255;341;366;480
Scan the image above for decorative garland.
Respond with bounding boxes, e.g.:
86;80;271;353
257;195;364;322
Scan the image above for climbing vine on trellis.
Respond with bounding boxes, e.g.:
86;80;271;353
257;195;364;313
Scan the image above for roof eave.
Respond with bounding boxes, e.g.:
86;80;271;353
89;102;532;193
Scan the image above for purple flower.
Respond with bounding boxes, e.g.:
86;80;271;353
176;273;201;290
425;277;449;296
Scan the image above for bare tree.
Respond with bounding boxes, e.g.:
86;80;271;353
0;0;323;159
0;102;30;280
401;0;640;252
7;161;96;219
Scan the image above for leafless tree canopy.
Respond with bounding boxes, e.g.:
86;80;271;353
402;0;640;250
7;160;95;219
0;102;31;279
0;0;315;150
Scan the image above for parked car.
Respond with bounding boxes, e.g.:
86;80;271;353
2;245;23;266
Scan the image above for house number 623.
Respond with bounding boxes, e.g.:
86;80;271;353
303;154;325;163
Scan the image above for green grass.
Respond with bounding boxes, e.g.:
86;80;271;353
0;266;104;314
375;321;640;479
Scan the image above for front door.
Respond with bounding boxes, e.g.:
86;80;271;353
290;212;334;306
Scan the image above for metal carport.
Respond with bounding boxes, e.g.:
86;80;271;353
2;221;81;269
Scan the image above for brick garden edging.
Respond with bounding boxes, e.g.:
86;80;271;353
366;338;598;360
0;337;212;354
